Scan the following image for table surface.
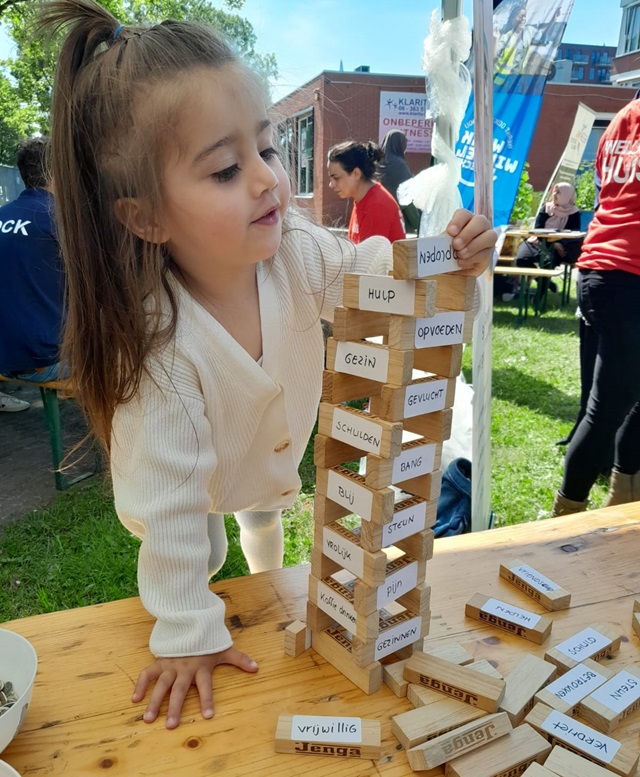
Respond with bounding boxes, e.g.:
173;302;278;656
4;503;640;776
505;228;586;242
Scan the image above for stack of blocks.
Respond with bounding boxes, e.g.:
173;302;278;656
292;236;476;694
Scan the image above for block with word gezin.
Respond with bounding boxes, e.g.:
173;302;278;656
543;744;626;777
274;714;381;759
543;623;622;673
499;559;571;611
406;712;512;771
524;702;638;776
498;654;557;725
534;658;615;715
577;664;640;734
465;593;552;644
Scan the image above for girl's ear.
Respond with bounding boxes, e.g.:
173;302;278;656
114;198;169;244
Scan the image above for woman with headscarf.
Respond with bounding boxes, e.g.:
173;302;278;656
380;130;421;234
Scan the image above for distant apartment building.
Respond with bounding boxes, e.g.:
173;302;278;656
555;43;615;84
612;0;640;87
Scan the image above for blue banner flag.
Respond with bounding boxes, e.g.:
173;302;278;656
458;0;576;226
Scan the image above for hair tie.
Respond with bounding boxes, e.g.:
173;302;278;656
113;24;124;39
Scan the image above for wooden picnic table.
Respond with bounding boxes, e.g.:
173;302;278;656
3;502;640;776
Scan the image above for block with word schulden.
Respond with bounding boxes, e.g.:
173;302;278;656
465;593;552;644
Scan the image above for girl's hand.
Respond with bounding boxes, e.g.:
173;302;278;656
446;210;498;277
132;647;258;729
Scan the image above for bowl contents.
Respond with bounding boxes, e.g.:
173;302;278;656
0;685;18;718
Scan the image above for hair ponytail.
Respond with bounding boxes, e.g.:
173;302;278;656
327;139;382;182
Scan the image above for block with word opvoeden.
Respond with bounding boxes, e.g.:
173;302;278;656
543;623;622;673
274;713;381;759
465;593;552;644
499;559;571;611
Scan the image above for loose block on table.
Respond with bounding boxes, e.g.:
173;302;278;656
422;641;474;665
392;693;486;750
465;592;552;644
544;744;623;776
577;663;640;734
534;658;615;715
284;620;310;657
521;765;555;776
632;611;640;640
543;622;622;673
342;272;437;318
383;658;409;697
274;713;381;759
499;559;571;611
468;659;504;679
498;654;557;725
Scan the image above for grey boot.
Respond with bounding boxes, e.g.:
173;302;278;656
605;470;640;507
550;492;588;518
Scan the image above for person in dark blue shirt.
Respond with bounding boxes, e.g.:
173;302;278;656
0;136;65;411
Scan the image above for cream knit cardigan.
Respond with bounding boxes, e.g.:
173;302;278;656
110;218;391;657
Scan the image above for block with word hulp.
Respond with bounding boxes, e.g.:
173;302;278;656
314;464;395;524
534;658;615;715
498;654;557;725
274;713;381;759
524;703;639;776
577;664;640;734
309;624;383;694
465;593;552;644
284;620;311;658
403;651;506;712
543;744;623;777
342;272;437;318
318;402;402;459
468;660;504;680
392;693;487;750
365;437;443;490
499;559;571;611
369;375;456;423
393;235;461;279
444;722;551;777
543;623;622;673
388;310;474;351
407;712;513;771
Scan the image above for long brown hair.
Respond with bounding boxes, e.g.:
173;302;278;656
38;0;240;450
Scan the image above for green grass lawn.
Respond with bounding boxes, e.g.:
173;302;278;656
0;291;608;622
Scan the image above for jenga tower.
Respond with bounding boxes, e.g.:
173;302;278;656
305;236;476;694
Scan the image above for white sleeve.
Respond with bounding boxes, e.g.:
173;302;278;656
110;346;232;658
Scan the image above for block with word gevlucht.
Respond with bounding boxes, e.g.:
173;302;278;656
543;623;622;674
577;664;640;734
465;593;553;644
525;702;639;776
533;658;615;715
498;654;557;725
543;744;628;777
499;559;571;611
274;713;381;759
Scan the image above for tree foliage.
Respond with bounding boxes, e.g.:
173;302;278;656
0;0;277;164
510;162;534;224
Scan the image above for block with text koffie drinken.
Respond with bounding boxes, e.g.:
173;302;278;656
465;593;552;644
543;623;622;673
499;559;571;611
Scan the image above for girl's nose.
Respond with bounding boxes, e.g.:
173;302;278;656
254;156;279;194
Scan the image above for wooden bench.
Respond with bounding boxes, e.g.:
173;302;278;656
0;375;98;491
494;265;564;324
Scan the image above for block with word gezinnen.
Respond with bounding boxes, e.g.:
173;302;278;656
543;623;622;673
403;651;505;712
544;744;625;777
577;664;640;734
498;654;557;725
499;559;571;611
524;702;639;776
534;658;615;715
407;712;512;771
393;235;461;279
274;713;381;759
465;593;552;644
342;272;437;317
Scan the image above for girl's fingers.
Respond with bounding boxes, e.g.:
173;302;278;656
165;673;193;730
195;667;215;720
455;230;498;266
132;665;161;703
144;670;176;724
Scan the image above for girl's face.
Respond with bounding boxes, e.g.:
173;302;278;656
160;66;290;275
327;161;361;200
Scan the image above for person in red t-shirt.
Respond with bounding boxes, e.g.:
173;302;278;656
551;99;640;517
327;140;406;244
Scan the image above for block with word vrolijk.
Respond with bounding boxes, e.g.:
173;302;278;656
499;559;571;611
403;651;506;712
342;272;437;318
393;235;461;279
465;593;552;644
544;744;626;777
407;712;512;771
444;723;551;777
524;702;639;776
274;713;381;759
543;623;622;673
577;664;640;734
533;658;615;715
498;654;557;725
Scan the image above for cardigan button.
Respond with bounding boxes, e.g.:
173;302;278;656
274;440;291;453
281;489;296;497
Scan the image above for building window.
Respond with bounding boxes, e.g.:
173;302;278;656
583;119;610;163
623;3;640;54
589;68;595;80
573;66;584;80
596;67;610;83
277;119;293;177
296;111;314;196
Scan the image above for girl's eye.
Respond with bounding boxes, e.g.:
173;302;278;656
212;165;239;183
260;147;278;161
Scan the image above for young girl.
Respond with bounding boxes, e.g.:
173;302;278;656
40;0;497;729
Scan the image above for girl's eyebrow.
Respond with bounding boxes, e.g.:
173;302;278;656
192;119;272;165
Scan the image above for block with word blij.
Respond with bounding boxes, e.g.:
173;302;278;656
292;237;474;695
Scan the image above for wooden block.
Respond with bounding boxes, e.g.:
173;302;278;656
313;434;361;470
498;655;557;725
412;343;464;379
332;307;389;340
383;658;409;697
394;528;434;563
315;464;395;523
308;577;379;641
525;703;638;776
633;611;640;639
543;623;622;673
318;402;403;458
274;713;381;759
634;596;640;613
403;407;453;442
388;311;473;351
284;620;311;657
468;660;504;679
534;659;616;715
353;559;427;614
577;664;640;734
352;609;427;665
393;236;460;279
521;765;555;777
445;722;551;777
397;468;443;502
325;337;395;386
544;744;625;776
369;375;456;422
360;496;437;552
466;593;552;644
342;272;437;317
310;546;341;581
407;712;512;771
499;559;572;611
314;521;387;586
422;642;474;665
310;626;382;695
392;694;486;749
312;492;351;527
321;369;381;404
434;273;477;311
403;651;505;712
365;438;441;490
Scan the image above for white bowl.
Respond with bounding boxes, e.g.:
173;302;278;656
0;629;37;755
0;760;21;777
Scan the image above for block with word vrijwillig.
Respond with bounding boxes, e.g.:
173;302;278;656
534;658;615;715
544;744;626;777
498;654;557;725
283;620;310;658
274;713;381;759
407;712;512;771
499;559;571;611
342;272;437;318
524;703;639;776
465;593;552;644
577;664;640;734
444;723;551;777
403;651;505;712
543;623;622;673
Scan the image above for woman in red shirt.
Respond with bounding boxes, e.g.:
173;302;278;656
327;140;406;244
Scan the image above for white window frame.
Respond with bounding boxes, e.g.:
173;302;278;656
296;111;314;197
